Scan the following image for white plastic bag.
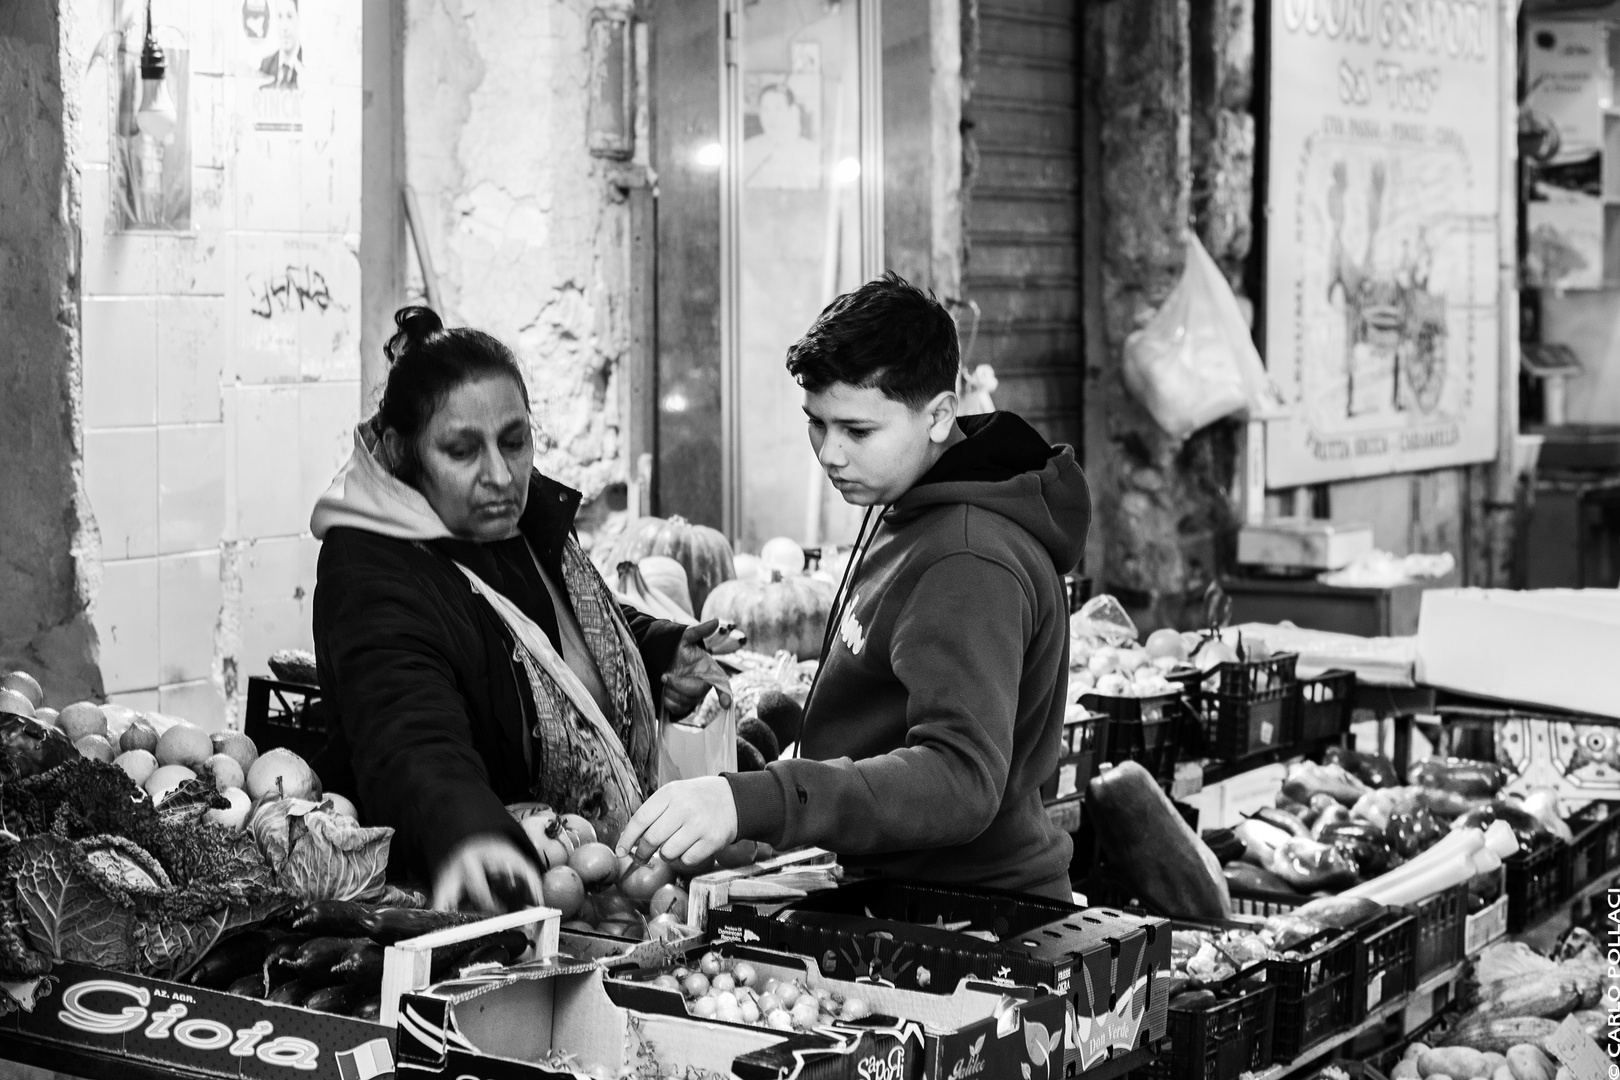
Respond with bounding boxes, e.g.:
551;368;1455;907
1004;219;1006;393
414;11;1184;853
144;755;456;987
1123;233;1283;440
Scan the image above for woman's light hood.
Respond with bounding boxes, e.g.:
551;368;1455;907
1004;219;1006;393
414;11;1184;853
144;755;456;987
309;423;453;541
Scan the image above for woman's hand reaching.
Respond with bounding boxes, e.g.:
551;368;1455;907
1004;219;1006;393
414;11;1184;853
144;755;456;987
661;619;734;719
432;834;544;914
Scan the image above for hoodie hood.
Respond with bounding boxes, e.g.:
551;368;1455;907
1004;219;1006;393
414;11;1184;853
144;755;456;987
310;424;454;542
889;412;1090;573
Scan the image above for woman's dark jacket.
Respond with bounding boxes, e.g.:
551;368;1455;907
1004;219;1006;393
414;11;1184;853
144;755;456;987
311;473;684;886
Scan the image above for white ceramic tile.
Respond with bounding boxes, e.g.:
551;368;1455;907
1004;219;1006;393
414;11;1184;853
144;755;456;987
159;549;221;684
305;0;363;88
85;429;158;560
82;298;158;428
155;225;228;296
81;181;162;297
157;296;225;423
189;71;226;166
159;680;227;732
299;380;360;515
299;235;361;382
234;384;304;538
191;164;229;233
230;232;301;384
95;558;161;694
184;0;225;75
297;81;362;235
159;424;227;554
238;536;314;676
233;87;303;230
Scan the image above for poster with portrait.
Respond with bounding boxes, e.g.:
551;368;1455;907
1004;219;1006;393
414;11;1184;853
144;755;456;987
241;0;303;134
110;25;191;231
743;42;823;189
1264;1;1503;487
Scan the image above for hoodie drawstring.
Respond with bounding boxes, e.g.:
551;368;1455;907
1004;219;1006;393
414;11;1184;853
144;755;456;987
799;504;884;743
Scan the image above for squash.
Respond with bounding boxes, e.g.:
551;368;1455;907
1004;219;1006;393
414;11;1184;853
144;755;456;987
601;516;737;613
760;536;806;576
702;571;833;661
1086;761;1232;919
638;556;694;616
733;553;768;584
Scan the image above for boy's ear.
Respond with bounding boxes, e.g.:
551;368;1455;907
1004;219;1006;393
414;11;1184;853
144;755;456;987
925;390;959;443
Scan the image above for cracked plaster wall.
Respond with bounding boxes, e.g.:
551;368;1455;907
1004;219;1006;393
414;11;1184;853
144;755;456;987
0;2;104;705
404;0;631;499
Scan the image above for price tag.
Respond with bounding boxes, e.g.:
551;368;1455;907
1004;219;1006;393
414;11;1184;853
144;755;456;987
1546;1015;1611;1080
1260;721;1275;745
1366;972;1384;1012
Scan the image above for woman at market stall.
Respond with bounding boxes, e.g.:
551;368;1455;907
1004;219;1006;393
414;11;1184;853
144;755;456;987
309;306;731;914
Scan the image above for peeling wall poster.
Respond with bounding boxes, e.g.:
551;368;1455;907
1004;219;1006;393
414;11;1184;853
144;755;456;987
242;0;304;134
1263;0;1503;487
110;24;192;231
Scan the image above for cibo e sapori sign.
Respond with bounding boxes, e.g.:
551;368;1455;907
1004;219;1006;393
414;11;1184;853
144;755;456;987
1264;0;1502;487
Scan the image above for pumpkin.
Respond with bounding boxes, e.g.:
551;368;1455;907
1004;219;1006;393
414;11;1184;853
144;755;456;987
599;516;735;614
733;553;767;583
702;571;834;661
760;536;806;576
596;515;669;572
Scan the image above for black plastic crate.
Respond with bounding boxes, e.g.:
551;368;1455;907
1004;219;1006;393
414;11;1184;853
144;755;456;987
1044;710;1106;802
1083;691;1181;782
1264;927;1356;1061
244;676;331;761
1297;669;1355;744
1143;978;1276;1080
1412;883;1466;980
1348;908;1415;1021
1565;806;1613;893
1505;838;1567;933
1191;654;1299;762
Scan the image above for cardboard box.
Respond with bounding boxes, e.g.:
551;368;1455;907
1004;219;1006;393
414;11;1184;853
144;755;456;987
603;942;1065;1080
394;964;892;1080
1417;588;1620;719
686;847;840;932
1236;520;1374;571
2;960;395;1080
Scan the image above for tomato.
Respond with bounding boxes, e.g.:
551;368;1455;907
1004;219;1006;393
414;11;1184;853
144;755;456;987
560;814;597;846
541;866;585;919
594;890;640;921
568;842;619;886
648;883;688;918
1144;628;1189;662
621;861;676;902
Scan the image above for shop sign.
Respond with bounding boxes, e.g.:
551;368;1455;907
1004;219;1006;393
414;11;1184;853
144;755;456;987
1263;0;1503;486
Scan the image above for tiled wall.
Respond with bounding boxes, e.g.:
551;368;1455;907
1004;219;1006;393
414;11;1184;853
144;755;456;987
75;0;362;729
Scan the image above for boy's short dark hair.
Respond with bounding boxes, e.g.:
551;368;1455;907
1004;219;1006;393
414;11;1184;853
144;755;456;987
785;272;960;409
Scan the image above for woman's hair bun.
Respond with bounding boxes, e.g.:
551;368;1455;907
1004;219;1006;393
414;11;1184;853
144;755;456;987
386;305;444;362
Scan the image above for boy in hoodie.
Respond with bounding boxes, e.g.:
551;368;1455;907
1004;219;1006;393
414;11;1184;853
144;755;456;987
616;273;1091;900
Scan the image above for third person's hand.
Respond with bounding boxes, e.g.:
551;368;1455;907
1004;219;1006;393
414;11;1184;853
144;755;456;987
661;619;734;719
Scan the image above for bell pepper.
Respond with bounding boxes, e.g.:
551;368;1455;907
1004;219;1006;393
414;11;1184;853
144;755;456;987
1281;762;1371;808
1384;808;1444;860
1452;800;1548;847
1316;820;1395;877
1407;757;1507;799
1310;803;1351;840
1267;836;1359;891
1324;745;1399;789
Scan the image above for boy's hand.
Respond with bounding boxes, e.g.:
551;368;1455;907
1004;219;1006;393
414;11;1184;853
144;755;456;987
617;776;738;866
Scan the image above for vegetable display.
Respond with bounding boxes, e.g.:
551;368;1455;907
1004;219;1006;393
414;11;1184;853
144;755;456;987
614;949;877;1031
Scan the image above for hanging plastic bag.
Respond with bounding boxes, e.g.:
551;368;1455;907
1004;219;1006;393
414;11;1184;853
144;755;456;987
1123;233;1284;440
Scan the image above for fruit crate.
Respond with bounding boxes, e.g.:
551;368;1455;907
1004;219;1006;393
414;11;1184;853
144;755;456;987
1504;837;1568;933
1411;882;1467;980
1296;669;1356;744
1189;654;1300;763
1141;977;1276;1080
1347;908;1416;1022
244;676;332;762
1262;926;1356;1061
1564;805;1614;893
1044;709;1107;802
1082;691;1181;783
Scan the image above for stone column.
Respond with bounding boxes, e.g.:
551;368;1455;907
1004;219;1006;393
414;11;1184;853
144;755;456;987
0;3;103;704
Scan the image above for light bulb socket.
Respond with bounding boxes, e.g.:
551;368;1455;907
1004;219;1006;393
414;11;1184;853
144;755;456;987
140;4;166;81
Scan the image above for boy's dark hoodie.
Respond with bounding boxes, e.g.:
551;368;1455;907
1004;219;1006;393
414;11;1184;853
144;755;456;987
726;412;1091;900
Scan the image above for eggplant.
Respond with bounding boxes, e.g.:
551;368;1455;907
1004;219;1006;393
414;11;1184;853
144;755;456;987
302;984;363;1015
267;975;335;1006
427;929;528;980
335;941;386;985
351;995;383;1021
452;933;528;977
365;907;477;945
1222;861;1299;896
263;935;314;990
290;900;378;937
226;972;265;998
1454;800;1547;846
286;936;370;971
186;930;278;989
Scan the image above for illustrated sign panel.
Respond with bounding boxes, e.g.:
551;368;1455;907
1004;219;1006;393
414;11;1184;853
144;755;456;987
1264;0;1503;487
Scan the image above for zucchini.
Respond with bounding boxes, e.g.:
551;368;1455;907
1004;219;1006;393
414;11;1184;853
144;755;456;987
1087;761;1232;919
1471;974;1581;1022
1445;1016;1559;1055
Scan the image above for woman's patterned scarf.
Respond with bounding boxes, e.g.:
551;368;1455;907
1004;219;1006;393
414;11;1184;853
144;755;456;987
510;537;660;845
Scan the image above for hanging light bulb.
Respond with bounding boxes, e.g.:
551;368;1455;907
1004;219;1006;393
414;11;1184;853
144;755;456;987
135;1;176;141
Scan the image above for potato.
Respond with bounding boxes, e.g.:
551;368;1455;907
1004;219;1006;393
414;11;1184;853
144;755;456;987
1493;1068;1515;1080
1505;1044;1555;1080
1391;1062;1421;1080
1418;1048;1488;1080
1482;1053;1507;1073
